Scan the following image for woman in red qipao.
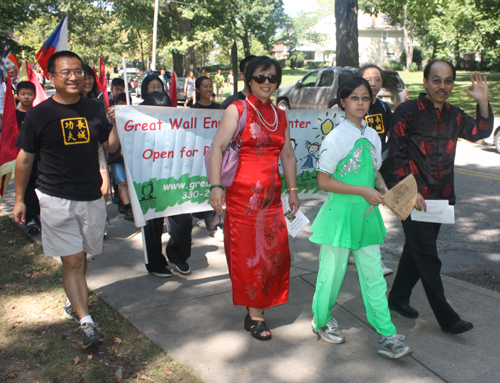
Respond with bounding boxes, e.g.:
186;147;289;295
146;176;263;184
209;56;300;341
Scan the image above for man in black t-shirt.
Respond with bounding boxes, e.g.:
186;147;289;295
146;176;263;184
360;64;392;152
13;51;119;349
359;64;393;276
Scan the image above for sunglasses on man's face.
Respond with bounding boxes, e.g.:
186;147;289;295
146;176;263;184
252;75;278;84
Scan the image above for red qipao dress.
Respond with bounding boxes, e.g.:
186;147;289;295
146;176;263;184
224;93;290;309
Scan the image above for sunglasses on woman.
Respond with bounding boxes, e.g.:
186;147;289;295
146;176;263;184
252;75;278;84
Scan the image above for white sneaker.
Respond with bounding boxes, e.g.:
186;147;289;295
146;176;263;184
197;219;206;229
311;317;345;344
214;227;224;242
381;261;393;276
348;255;355;265
378;334;412;359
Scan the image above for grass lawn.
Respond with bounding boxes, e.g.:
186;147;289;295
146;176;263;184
0;210;203;383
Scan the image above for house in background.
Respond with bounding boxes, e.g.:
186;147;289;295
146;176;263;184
273;11;405;67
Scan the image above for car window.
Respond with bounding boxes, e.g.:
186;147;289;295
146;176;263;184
318;70;334;87
337;70;357;86
302;71;319;87
382;72;404;91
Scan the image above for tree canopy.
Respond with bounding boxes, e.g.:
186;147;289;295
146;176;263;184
2;0;287;74
2;0;500;72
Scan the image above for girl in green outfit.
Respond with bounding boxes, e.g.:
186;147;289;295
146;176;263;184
309;77;413;359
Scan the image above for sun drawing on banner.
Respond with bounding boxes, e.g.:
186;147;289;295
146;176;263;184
313;111;340;140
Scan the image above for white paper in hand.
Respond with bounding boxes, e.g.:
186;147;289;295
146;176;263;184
410;200;455;224
281;196;310;237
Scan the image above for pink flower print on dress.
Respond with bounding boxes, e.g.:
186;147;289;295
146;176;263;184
256;131;271;157
248;194;261;212
244;281;259;300
250;122;261;139
270;251;283;276
246;181;263;215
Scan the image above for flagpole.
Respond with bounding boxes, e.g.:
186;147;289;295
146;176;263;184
122;57;130;105
151;0;159;71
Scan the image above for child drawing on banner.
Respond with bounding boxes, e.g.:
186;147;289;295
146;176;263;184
301;141;320;169
308;76;413;359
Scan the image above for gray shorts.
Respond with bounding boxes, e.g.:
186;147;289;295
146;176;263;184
36;189;106;257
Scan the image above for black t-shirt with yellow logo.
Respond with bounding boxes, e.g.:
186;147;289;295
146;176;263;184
16;97;112;201
364;98;392;150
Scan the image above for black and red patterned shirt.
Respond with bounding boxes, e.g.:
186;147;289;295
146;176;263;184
388;93;493;205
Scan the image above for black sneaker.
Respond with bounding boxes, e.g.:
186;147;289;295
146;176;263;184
118;202;125;214
80;322;103;349
174;262;191;275
124;210;134;221
63;303;79;323
149;268;173;278
26;220;41;234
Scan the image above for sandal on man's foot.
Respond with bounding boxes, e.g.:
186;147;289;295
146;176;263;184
244;314;272;341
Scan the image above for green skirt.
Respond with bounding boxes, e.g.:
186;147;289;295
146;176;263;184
309;193;387;250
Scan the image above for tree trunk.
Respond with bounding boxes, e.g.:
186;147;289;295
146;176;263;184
241;31;251;57
335;0;359;67
167;5;197;76
138;30;145;71
172;51;183;76
177;18;196;76
403;5;414;71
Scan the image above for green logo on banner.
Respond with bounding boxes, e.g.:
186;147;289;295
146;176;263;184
134;174;211;214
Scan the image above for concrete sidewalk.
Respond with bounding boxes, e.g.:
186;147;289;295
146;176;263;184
2;186;499;383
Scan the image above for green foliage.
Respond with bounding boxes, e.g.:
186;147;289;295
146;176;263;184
409;62;418;72
305;61;327;69
0;0;39;53
422;0;500;69
276;11;327;58
362;0;500;71
289;53;305;68
400;46;423;69
387;60;403;71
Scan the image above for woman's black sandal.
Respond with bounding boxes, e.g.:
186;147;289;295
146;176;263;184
244;314;272;341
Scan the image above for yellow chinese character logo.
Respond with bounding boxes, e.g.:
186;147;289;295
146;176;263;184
365;113;385;133
61;118;90;145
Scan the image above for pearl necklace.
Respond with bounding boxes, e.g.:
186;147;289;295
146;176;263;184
246;97;279;131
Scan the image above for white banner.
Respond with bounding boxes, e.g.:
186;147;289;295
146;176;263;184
115;105;344;226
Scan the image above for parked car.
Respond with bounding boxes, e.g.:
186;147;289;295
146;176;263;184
119;68;141;76
275;67;408;112
493;125;500;153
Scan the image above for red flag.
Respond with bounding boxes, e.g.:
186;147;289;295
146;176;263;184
93;66;100;91
99;57;109;109
169;71;177;107
0;73;20;201
26;61;48;106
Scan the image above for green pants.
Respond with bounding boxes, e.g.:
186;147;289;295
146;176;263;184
311;244;396;337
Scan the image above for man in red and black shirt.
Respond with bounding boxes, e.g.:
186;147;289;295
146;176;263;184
386;61;493;335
